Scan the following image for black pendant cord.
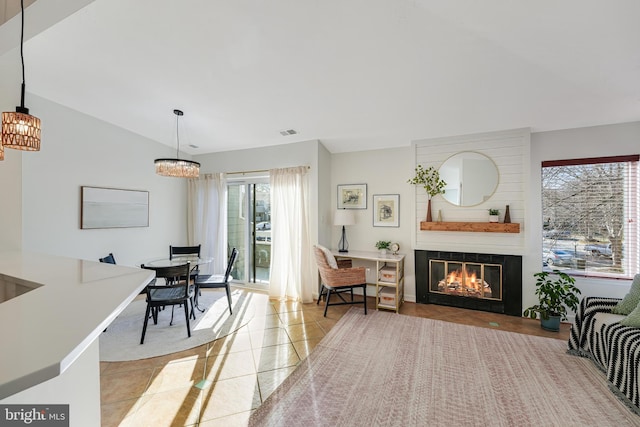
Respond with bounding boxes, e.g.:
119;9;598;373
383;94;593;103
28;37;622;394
174;109;184;159
18;0;28;112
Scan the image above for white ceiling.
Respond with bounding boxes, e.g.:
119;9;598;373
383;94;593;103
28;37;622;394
3;0;640;154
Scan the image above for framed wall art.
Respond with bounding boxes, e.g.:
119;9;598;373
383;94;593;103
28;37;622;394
373;194;399;227
81;186;149;229
337;184;367;209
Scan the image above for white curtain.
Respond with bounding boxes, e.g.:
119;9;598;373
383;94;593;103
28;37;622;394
269;166;313;302
187;173;227;275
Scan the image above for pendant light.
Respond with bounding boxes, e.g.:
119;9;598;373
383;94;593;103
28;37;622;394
154;109;200;178
1;0;41;159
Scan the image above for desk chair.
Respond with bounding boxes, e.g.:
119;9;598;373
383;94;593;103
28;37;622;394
194;248;238;314
314;245;367;317
139;262;195;344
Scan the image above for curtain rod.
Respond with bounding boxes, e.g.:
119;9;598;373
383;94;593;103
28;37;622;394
225;166;310;176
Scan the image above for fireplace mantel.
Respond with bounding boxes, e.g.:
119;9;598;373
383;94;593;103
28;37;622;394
420;221;520;233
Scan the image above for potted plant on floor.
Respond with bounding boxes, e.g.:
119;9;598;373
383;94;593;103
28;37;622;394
523;270;581;331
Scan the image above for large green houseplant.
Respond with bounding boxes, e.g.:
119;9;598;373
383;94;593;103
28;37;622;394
407;165;446;222
523;270;582;331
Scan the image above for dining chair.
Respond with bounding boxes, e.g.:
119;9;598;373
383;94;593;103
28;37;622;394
139;262;196;344
99;253;116;264
194;248;238;314
170;244;201;281
314;244;367;317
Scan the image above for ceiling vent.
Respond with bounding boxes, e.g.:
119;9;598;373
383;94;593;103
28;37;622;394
279;129;297;136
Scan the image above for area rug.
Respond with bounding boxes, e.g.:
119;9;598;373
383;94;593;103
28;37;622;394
249;308;640;426
99;288;256;361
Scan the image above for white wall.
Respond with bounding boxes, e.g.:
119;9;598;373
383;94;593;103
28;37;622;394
17;95;188;266
412;128;530;255
331;147;415;301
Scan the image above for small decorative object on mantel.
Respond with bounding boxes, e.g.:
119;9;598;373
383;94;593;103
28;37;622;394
437;209;442;222
504;205;511;223
488;208;500;223
375;240;391;255
407;165;446;222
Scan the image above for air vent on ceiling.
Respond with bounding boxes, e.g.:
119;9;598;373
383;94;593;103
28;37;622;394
279;129;298;136
189;144;199;149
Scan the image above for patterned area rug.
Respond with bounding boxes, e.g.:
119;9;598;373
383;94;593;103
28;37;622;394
250;308;640;426
99;288;257;361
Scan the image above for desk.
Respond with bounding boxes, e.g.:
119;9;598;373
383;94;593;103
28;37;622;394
331;250;405;312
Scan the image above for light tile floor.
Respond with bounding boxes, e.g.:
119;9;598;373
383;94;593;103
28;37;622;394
100;289;570;426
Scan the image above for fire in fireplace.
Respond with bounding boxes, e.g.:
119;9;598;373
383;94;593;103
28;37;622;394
429;260;501;300
415;250;522;316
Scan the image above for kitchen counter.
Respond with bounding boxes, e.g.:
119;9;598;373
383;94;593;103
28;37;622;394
0;251;153;400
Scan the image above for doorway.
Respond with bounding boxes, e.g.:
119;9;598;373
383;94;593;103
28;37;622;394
227;177;270;289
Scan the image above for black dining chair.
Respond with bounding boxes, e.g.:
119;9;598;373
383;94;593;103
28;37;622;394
170;244;201;281
194;248;238;314
99;253;116;264
139;262;196;344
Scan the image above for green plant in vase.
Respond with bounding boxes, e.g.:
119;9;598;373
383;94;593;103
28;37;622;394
375;240;391;255
407;165;446;222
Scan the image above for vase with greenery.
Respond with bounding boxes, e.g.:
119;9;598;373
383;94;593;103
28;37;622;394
407;165;446;222
375;240;391;255
523;270;582;331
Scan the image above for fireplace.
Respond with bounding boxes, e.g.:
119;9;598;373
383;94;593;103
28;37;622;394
415;250;522;316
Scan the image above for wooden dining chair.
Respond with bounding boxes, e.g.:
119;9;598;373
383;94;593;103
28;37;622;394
139;262;196;344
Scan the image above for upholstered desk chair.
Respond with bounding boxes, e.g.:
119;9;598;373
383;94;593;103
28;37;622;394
139;262;195;344
314;245;367;317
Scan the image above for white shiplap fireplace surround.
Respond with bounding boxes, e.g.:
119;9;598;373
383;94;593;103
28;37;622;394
411;128;530;314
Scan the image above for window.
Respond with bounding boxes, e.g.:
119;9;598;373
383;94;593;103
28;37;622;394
541;155;639;278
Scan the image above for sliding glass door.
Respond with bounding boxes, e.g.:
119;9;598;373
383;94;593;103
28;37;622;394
227;177;270;288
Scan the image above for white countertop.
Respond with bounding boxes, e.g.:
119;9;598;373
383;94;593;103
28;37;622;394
0;251;154;399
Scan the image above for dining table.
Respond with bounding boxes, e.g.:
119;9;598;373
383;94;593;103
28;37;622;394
141;256;214;312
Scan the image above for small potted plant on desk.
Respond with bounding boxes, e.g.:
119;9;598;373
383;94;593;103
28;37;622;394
488;208;500;223
523;270;582;331
375;240;391;255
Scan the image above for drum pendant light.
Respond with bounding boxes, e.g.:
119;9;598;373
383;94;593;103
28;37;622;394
1;0;42;159
154;109;200;178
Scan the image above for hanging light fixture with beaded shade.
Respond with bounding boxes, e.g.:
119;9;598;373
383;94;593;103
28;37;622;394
154;109;200;178
1;0;41;158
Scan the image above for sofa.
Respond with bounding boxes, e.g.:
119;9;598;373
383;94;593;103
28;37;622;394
568;294;640;413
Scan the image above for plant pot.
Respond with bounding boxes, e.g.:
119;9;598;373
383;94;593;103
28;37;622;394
426;199;433;222
540;315;561;332
379;249;387;255
489;215;499;223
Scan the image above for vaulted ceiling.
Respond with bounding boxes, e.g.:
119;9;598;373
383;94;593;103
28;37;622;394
2;0;639;154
